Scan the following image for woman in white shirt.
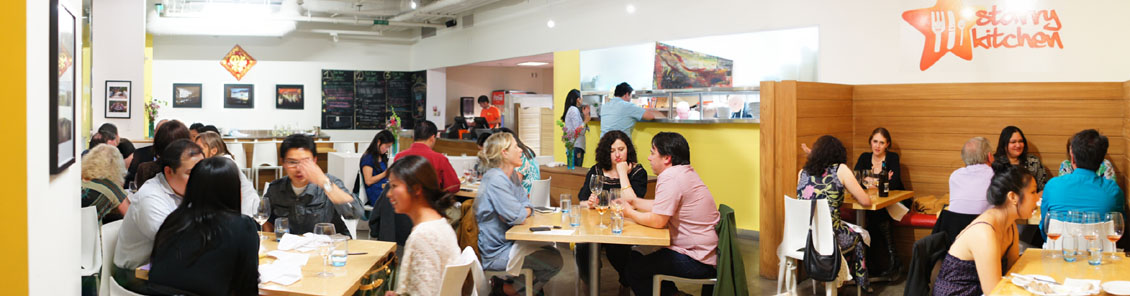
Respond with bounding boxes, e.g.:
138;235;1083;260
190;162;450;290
561;89;590;167
385;155;462;296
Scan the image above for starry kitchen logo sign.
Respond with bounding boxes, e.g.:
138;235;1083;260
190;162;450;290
902;0;1063;71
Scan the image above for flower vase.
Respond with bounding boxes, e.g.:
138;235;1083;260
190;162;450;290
566;148;576;170
147;120;155;139
390;141;399;159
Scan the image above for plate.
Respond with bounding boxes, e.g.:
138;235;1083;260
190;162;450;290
1104;281;1130;296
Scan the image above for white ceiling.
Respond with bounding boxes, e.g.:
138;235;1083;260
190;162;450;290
464;52;553;68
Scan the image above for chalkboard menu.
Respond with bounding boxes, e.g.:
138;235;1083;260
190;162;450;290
321;70;426;130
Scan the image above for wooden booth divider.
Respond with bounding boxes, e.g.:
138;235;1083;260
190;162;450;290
760;80;1130;278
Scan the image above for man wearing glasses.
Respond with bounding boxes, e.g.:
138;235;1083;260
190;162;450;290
263;134;363;237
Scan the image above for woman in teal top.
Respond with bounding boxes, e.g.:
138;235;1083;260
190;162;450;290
1058;139;1117;180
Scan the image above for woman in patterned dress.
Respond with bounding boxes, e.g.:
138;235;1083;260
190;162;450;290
797;135;875;292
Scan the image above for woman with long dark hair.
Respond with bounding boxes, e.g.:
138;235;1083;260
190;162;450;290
797;135;874;292
361;130;396;207
992;126;1050;190
148;157;259;295
384;155;461;296
561;89;590;167
496;127;541;194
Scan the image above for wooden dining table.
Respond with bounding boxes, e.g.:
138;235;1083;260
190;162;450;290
137;233;398;296
990;249;1130;295
844;190;915;226
505;208;670;296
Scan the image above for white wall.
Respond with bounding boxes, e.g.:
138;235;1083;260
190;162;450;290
28;0;82;294
443;66;554;123
92;0;146;139
426;68;447;128
413;0;1130;83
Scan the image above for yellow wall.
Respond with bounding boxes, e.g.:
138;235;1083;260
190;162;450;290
0;0;29;292
143;33;153;138
554;50;760;231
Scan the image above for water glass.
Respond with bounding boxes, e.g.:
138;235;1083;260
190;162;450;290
274;217;290;242
611;212;624;234
1082;212;1102;265
330;234;349;267
569;205;582;228
560;195;572;213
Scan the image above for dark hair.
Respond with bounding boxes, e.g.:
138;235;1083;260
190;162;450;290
159;139;203;172
97;123;118;138
650;132;690;166
987;163;1035;207
154;120;191;157
497;127;536;159
152;157;243;266
803;135;847;175
477;95;490;104
595;130;637;171
387;155;456;218
117;138;136;159
561;89;582;122
413;120;438;141
89;130;115;148
189;123;205;132
1070;129;1109;171
476;132;492;147
279;134;317;158
614;82;633;97
365;130;396;164
869;127;892;151
992;126;1028;166
201;125;220;134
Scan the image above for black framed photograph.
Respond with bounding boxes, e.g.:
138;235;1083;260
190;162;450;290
105;80;131;118
172;83;202;108
49;0;76;174
224;84;254;108
276;84;304;109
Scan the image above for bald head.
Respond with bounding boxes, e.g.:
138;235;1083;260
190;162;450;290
961;137;992;166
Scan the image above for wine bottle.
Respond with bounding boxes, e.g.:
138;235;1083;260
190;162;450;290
879;161;890;197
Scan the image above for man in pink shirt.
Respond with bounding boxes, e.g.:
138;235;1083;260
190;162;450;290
616;132;720;296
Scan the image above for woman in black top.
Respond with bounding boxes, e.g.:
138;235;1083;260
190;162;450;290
574;130;647;291
852;127;905;279
148;157;259;296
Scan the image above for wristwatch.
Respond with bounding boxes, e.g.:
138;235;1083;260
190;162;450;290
323;179;333;193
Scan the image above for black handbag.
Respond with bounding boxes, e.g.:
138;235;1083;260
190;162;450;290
803;198;842;282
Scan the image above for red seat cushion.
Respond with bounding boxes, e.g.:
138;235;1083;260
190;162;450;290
897;212;938;228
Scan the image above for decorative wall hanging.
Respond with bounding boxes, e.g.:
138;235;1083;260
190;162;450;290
172;83;202;108
220;44;257;81
105;80;131;118
224;84;254;109
276;84;304;109
50;0;77;174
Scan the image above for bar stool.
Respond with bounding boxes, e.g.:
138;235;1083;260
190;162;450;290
226;142;250;178
251;140;282;189
333;142;356;154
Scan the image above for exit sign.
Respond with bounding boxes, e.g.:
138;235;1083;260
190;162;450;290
373;20;389;25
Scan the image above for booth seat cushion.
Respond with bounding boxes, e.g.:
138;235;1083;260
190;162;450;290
897;212;938;228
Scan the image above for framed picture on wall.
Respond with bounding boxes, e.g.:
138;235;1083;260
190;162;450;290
105;80;131;118
172;83;202;108
276;84;303;109
224;84;254;109
49;0;76;174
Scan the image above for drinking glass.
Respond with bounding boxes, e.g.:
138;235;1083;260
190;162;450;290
254;197;271;240
1083;212;1102;265
611;211;624;234
569;205;581;228
313;223;337;277
274;217;290;242
1109;212;1124;261
330;234;348;268
1063;211;1082;262
596;189;611;229
589;175;603;208
1043;211;1062;258
609;188;622;215
560;194;572;213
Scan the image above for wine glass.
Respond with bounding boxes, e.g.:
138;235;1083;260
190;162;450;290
1107;212;1124;261
596;188;611;229
313;223;337;277
254;197;271;240
1082;212;1102;266
1043;211;1062;258
588;175;603;208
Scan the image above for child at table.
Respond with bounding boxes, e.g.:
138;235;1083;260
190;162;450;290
933;164;1039;296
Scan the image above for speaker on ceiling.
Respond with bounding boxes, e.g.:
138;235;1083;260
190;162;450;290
445;19;457;28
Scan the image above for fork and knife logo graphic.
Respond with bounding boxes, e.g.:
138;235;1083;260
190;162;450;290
930;10;966;53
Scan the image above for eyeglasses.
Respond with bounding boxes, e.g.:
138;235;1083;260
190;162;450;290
283;158;312;168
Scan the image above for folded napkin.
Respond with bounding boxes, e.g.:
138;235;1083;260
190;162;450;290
886;202;910;221
267;250;310;266
259;262;302;286
1063;278;1101;295
277;233;331;252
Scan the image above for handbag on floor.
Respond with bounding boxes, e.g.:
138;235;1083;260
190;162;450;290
803;198;842;281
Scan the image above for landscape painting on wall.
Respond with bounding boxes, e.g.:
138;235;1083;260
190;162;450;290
276;84;303;109
653;42;733;89
172;83;202;108
224;84;254;109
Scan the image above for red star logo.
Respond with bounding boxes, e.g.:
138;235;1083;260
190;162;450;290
903;0;975;70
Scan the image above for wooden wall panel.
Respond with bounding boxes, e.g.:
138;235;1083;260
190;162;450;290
854;99;1124;118
853;83;1123;100
854;117;1123;136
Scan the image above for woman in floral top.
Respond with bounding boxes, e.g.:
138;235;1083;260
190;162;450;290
1058;139;1117;180
797;135;875;292
497;128;541;193
992;126;1051;190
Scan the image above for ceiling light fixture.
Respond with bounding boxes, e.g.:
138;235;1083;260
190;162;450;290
410;0;418;9
626;4;636;14
546;19;555;28
517;62;548;67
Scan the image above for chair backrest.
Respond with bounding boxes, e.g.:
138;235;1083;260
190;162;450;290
439;250;475;296
357;142;371;155
529;177;551;207
252;141;279;167
334;142;357;154
356;170;369;205
1043;219;1115;252
100;220;123;296
110;278;146;296
227;142;248;170
461;246;489;296
79;206;101;276
781;195;835;255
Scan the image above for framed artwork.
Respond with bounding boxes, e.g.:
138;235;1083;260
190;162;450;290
172;83;202;108
105;80;131;118
224;84;254;108
653;42;734;89
275;84;304;109
49;0;76;174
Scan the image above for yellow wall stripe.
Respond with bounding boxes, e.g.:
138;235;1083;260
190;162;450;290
0;0;31;292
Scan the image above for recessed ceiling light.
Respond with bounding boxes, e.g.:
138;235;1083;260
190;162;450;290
626;4;636;14
410;0;417;9
517;62;548;66
546;19;555;28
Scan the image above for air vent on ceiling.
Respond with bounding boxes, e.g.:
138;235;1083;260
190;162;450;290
421;27;436;38
462;14;474;28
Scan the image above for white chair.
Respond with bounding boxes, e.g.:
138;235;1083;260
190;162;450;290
484;269;534;296
333;142;356;154
99;220;122;296
226;142;250;178
111;280;145;296
528;177;551;208
357;141;371;155
778;195;842;296
460;247;490;296
1043;219;1115;252
439;251;475;296
251;141;282;188
79;207;102;278
343;217;359;239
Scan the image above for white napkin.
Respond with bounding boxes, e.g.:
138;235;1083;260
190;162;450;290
843;222;872;246
1063;278;1101;295
277;233;331;252
886;202;910;221
267;250;310;266
259;262;302;286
